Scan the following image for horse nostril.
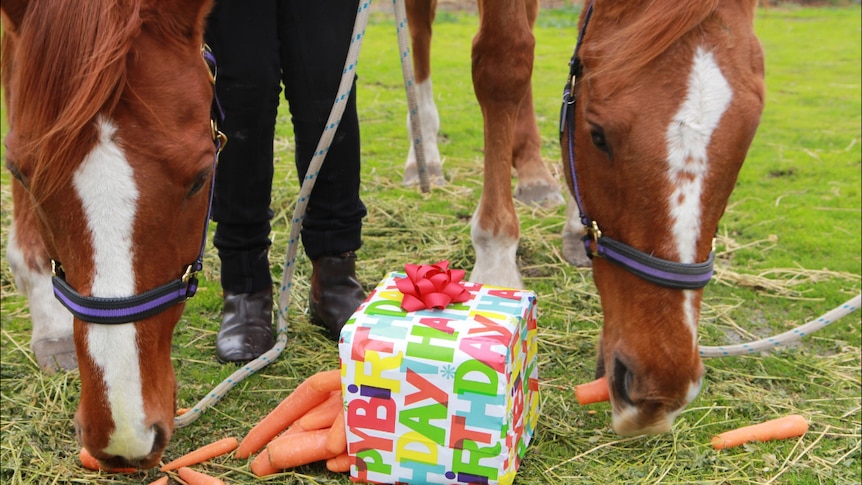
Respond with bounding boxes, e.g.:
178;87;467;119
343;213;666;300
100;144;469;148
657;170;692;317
150;423;169;456
613;357;634;405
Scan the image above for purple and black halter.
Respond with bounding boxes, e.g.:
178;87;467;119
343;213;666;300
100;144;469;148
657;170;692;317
560;2;715;290
51;46;226;325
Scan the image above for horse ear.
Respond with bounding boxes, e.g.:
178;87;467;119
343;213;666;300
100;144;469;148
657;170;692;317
0;0;29;31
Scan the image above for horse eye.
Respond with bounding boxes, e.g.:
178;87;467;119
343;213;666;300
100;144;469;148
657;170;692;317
187;171;210;197
613;357;634;405
5;160;30;190
590;126;610;155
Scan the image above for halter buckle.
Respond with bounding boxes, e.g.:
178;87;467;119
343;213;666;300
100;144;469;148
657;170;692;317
587;221;602;256
211;120;227;152
588;220;602;241
181;264;196;283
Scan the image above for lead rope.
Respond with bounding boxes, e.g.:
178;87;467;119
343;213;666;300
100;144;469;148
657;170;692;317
699;293;860;357
175;0;374;428
393;0;430;192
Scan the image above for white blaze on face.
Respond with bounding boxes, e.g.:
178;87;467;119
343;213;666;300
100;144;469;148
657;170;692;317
73;118;153;459
665;47;732;343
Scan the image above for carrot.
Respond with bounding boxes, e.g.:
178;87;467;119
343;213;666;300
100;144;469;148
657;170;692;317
250;449;280;477
325;408;347;455
575;376;609;405
147;477;169;485
177;466;225;485
711;414;809;450
236;371;335;458
283;422;307;435
325;452;351;473
159;437;238;471
78;447;137;474
267;428;337;469
307;369;342;393
298;391;343;430
176;407;191;416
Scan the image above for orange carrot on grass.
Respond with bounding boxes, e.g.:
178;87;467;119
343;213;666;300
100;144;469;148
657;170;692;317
177;466;225;485
160;437;238;471
711;414;809;450
267;428;338;469
235;370;337;458
250;449;281;477
325;453;351;473
298;391;343;431
325;408;347;455
575;376;609;405
79;447;137;474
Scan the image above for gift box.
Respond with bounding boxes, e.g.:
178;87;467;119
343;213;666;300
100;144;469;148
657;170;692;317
338;267;539;485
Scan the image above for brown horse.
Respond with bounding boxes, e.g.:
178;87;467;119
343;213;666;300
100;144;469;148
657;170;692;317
403;0;570;290
562;0;765;435
406;0;764;436
2;0;216;469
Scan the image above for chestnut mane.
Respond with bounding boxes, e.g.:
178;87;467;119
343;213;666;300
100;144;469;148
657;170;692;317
581;0;722;92
6;0;141;200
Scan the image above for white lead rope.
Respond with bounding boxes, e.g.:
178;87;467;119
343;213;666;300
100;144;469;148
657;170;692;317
175;0;374;428
699;293;861;357
393;0;430;192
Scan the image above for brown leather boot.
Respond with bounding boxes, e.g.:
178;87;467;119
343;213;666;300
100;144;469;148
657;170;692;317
216;288;274;363
309;252;366;340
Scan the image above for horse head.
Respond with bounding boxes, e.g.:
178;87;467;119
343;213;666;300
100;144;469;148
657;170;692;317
2;0;215;468
563;0;765;435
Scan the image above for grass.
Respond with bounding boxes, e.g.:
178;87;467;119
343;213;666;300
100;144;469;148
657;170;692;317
1;4;860;485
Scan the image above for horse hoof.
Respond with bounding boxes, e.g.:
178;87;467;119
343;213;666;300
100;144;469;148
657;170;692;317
32;338;78;373
514;182;565;208
402;162;446;187
562;232;592;267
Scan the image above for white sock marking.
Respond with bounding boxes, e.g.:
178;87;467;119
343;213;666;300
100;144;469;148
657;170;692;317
470;210;523;289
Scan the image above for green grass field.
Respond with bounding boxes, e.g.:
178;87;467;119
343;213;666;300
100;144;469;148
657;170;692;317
1;4;860;484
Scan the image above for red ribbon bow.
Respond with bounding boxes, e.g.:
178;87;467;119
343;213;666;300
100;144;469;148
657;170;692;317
395;260;471;312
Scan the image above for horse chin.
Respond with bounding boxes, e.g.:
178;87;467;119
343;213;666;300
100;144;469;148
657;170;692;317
75;411;170;470
610;405;677;437
99;451;163;471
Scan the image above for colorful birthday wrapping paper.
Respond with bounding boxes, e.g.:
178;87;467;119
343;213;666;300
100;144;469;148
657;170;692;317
338;272;540;485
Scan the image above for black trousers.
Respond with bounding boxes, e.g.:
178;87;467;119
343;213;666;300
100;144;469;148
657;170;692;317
205;0;366;294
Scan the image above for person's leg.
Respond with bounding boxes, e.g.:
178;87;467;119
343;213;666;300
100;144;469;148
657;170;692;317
279;0;367;340
205;0;280;362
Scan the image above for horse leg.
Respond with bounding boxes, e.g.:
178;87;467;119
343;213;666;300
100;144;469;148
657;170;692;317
509;0;564;208
469;0;535;289
512;88;564;207
510;0;563;208
6;182;76;373
403;0;444;186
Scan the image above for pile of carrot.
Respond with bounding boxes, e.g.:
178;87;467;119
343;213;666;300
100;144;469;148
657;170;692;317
237;368;350;476
79;369;348;480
